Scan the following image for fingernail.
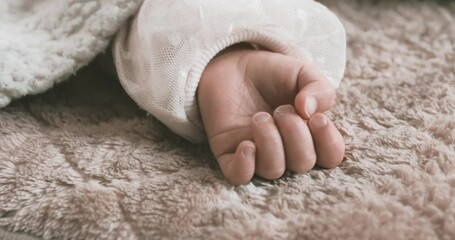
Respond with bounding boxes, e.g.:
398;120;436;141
305;96;318;117
243;146;255;159
275;105;295;116
311;114;328;128
253;112;270;123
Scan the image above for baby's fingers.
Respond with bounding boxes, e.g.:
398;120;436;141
308;113;345;168
217;140;256;186
273;105;316;173
253;112;286;180
294;60;337;119
295;80;337;119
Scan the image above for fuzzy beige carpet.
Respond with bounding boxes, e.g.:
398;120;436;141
1;0;455;239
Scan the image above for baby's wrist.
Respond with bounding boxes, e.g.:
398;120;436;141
214;42;256;58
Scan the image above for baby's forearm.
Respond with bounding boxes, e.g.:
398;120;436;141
112;0;346;142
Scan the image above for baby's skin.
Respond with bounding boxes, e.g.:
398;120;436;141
198;45;345;186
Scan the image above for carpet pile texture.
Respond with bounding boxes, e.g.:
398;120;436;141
1;0;455;239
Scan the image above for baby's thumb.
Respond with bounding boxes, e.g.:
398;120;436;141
295;78;337;119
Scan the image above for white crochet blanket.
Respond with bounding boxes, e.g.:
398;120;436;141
0;0;142;107
1;0;455;239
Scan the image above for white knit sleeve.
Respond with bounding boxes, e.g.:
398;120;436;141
112;0;346;143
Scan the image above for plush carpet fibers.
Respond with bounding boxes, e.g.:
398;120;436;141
1;0;455;239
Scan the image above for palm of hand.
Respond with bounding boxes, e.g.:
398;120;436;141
198;48;344;186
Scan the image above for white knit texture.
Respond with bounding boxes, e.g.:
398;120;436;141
0;0;142;107
113;0;347;142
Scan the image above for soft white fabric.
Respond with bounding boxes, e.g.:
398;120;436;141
0;0;142;108
3;1;455;239
113;0;347;143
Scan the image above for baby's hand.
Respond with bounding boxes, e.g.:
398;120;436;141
198;47;344;186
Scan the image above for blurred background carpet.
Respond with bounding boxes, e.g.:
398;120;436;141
1;0;455;239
